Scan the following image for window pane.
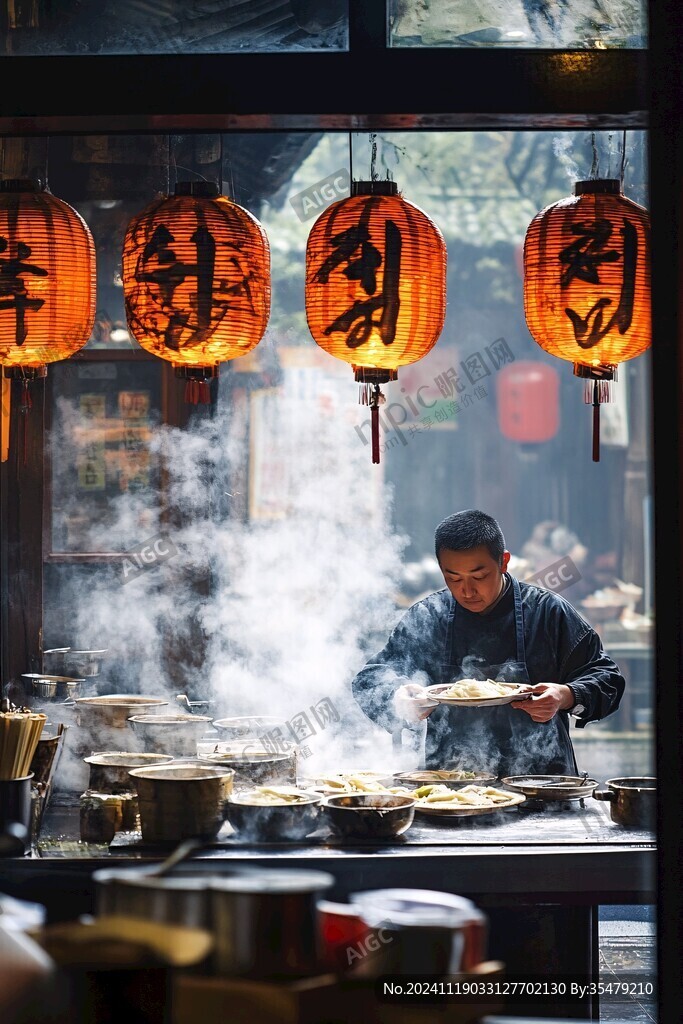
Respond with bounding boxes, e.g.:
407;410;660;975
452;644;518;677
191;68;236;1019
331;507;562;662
388;0;647;49
1;0;348;55
40;128;653;789
49;359;162;551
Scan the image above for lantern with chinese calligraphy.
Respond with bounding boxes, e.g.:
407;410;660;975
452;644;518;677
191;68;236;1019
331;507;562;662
122;181;270;403
497;360;560;444
305;180;447;463
523;178;650;461
0;178;96;394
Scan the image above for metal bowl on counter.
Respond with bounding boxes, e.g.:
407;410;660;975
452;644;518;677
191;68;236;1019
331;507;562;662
84;751;175;793
322;794;416;839
22;674;86;700
127;714;215;757
225;788;323;841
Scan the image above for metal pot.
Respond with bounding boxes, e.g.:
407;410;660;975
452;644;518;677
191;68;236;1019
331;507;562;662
72;695;169;730
23;674;86;700
209;869;334;979
84;751;174;793
129;764;234;843
593;776;657;828
127;714;215;757
93;865;212;928
63;650;108;678
197;749;297;790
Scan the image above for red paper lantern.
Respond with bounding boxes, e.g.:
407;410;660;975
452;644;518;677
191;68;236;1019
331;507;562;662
523;178;650;461
497;360;560;443
122;181;270;403
305;180;447;463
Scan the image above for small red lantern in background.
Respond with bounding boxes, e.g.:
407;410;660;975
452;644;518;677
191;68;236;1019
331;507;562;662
497;360;560;444
122;181;270;404
306;179;447;464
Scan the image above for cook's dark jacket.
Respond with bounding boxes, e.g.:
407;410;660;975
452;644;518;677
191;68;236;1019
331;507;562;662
351;577;626;777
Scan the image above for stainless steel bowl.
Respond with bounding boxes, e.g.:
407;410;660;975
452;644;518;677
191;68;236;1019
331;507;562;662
322;794;416;839
225;789;322;841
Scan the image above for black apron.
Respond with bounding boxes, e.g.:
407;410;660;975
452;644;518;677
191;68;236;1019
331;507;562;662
424;577;577;778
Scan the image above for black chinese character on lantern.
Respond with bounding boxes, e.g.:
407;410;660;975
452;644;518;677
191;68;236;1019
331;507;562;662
313;199;401;350
136;222;215;351
559;218;637;349
0;238;48;346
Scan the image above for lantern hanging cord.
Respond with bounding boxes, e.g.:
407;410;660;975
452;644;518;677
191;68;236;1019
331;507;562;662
590;133;599;179
620;130;627;187
348;131;353;189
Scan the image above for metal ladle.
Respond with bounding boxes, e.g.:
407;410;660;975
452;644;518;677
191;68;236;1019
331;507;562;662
147;837;206;878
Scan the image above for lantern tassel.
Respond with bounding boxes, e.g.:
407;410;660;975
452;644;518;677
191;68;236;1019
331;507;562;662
184;379;212;405
20;380;32;468
369;384;384;465
592;386;600;463
371;403;380;464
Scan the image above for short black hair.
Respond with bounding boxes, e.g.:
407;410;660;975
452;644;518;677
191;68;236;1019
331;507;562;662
434;510;506;564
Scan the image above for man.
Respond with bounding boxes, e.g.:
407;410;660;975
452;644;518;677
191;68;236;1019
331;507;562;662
352;509;625;777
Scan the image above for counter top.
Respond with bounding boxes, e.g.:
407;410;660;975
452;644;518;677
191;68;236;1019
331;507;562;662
4;793;656;906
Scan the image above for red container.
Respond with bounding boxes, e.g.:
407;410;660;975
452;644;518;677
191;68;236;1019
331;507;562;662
317;900;372;974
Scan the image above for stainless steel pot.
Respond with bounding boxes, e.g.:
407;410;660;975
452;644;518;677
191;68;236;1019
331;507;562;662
593;776;656;828
63;650;108;678
197;749;297;790
209;869;334;979
84;751;174;793
93;865;212;928
23;674;86;700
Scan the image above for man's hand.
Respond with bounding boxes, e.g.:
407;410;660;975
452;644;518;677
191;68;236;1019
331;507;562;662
511;683;575;723
394;683;439;723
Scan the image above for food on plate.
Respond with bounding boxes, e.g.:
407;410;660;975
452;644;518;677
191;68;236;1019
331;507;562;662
307;772;389;794
395;769;480;782
389;783;518;807
443;678;529;700
232;786;318;805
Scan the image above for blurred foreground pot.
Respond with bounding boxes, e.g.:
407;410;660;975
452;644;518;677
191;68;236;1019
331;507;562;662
209;869;334;979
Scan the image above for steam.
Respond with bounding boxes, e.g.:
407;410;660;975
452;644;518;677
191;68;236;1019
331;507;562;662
46;349;413;789
552;137;580;182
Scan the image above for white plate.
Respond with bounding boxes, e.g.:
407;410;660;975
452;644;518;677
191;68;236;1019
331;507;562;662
423;683;534;707
414;791;526;817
